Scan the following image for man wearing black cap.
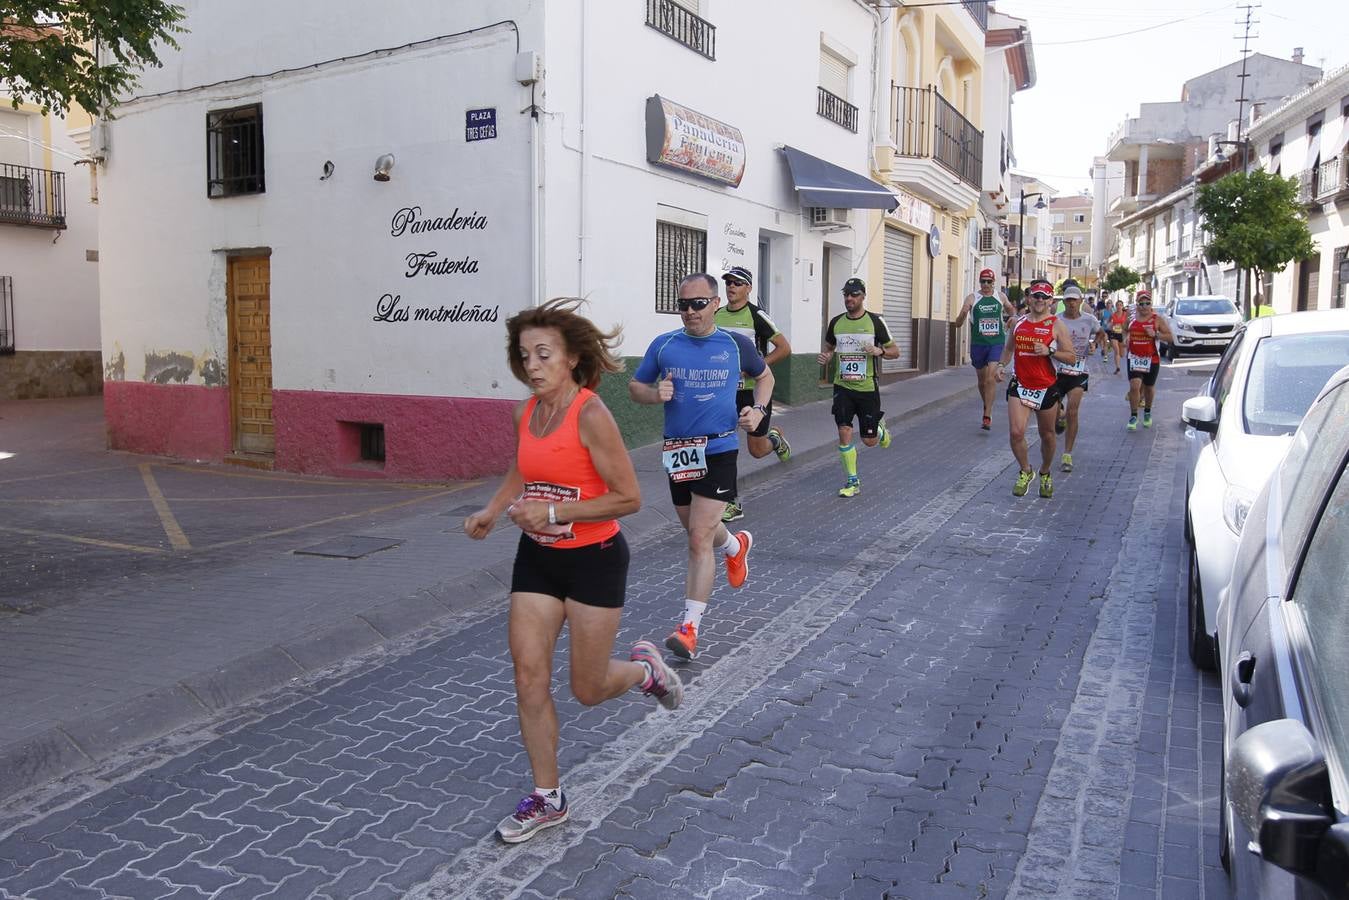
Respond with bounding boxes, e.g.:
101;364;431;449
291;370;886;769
816;278;899;498
954;267;1016;430
713;266;793;523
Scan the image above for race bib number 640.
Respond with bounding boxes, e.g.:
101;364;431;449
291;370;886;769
662;437;708;482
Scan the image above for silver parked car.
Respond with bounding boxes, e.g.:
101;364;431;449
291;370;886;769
1217;363;1349;896
1180;309;1349;670
1161;295;1242;359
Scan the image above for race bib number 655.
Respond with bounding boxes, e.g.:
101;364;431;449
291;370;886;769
1017;384;1048;409
662;436;708;482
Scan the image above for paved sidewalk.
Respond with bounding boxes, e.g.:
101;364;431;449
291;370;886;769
0;369;977;803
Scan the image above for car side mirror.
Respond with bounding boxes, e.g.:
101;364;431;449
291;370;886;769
1182;395;1219;434
1228;719;1345;886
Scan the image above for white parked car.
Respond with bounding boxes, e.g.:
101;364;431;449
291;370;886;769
1161;295;1242;359
1180;309;1349;671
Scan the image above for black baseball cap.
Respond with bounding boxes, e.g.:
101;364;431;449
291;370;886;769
722;266;753;285
842;277;866;294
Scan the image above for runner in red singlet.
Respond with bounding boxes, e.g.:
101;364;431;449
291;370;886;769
1108;300;1129;374
994;279;1078;499
1123;289;1174;431
464;298;682;845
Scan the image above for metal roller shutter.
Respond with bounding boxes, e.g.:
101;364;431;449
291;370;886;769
820;51;849;100
882;226;915;371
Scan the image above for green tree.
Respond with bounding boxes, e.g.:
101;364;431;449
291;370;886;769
1195;169;1315;302
1101;266;1141;294
2;1;186;114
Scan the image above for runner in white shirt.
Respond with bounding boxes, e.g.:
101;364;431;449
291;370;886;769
1052;283;1104;472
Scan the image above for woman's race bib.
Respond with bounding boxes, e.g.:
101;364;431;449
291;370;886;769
838;354;868;382
1128;353;1153;373
978;319;1001;337
1016;384;1048;409
519;481;579;545
1059;358;1086;376
662;436;708;482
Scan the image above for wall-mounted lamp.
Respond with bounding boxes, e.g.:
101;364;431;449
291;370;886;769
373;154;395;182
319;160;335;181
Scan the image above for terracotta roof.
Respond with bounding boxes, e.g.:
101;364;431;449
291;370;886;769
2;19;60;42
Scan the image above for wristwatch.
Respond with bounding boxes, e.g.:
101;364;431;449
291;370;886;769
752;404;768;415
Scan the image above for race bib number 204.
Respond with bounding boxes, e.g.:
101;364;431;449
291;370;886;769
662;436;708;483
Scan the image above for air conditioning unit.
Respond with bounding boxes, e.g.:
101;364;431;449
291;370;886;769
978;227;995;253
809;207;851;228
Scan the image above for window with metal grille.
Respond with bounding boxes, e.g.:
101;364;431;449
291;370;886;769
654;221;707;314
360;424;385;462
207;104;265;198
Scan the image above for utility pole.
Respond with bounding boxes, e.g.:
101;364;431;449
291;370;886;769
1233;3;1259;315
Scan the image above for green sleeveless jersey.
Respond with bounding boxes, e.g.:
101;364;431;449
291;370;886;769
970;294;1006;346
714;301;780;390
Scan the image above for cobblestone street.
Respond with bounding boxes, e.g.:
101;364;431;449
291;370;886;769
0;363;1229;899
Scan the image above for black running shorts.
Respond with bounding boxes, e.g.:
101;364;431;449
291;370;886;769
667;449;738;507
832;386;883;437
1055;372;1089;395
511;531;629;609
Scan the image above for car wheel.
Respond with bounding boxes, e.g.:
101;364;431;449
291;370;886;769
1187;538;1217;670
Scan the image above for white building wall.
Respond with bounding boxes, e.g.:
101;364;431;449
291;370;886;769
0;104;100;352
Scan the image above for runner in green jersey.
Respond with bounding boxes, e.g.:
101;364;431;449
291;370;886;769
713;266;792;523
953;267;1016;430
816;278;899;498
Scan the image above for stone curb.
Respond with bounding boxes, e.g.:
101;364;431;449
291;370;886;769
0;376;977;804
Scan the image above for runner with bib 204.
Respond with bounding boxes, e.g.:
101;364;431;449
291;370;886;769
629;274;766;662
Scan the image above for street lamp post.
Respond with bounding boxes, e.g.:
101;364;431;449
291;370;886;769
1017;188;1048;299
1211;139;1252;313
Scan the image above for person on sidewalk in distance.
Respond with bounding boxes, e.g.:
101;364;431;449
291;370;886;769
816;277;900;498
994;279;1077;499
1107;299;1128;374
1095;297;1111;359
464;298;683;845
1054;284;1104;473
629;274;767;661
953;267;1016;431
714;266;792;523
1123;288;1173;431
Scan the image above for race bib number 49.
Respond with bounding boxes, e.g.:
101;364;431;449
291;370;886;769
662;436;708;483
1128;353;1153;373
838;354;868;382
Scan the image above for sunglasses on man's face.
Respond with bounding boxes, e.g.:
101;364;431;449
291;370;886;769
979;279;994;284
1029;292;1052;299
676;297;715;312
844;290;864;297
724;279;748;288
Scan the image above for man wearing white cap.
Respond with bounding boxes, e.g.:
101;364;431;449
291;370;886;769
1053;281;1104;471
954;268;1016;430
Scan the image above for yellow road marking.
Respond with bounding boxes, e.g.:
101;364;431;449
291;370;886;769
4;491;422;504
0;463;140;486
164;464;468;491
139;464;192;551
0;524;166;555
197;485;468;552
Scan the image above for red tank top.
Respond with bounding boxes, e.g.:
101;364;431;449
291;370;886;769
1012;315;1058;390
515;388;620;549
1126;315;1160;362
1109;310;1127;332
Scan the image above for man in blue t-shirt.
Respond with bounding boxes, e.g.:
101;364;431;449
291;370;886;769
630;273;773;661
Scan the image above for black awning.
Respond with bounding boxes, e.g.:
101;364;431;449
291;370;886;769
780;145;898;210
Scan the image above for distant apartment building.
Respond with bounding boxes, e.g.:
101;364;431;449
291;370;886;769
1048;195;1092;289
1089;155;1125;282
1246;64;1349;312
1105;52;1321;305
0;66;101;399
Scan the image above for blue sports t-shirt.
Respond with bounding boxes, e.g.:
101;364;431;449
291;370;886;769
633;327;766;455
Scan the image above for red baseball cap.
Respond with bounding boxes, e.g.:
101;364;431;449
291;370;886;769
1028;279;1054;297
978;268;995;281
1135;288;1152;302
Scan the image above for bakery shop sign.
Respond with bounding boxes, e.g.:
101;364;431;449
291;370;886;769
645;95;746;187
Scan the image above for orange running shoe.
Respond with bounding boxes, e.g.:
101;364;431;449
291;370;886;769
725;530;753;588
665;622;698;660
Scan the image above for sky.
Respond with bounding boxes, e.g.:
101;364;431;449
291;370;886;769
994;0;1346;196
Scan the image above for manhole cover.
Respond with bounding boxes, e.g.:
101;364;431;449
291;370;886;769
294;535;404;559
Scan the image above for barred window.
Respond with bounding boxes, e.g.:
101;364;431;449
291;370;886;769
207;104;265;198
654;221;707;314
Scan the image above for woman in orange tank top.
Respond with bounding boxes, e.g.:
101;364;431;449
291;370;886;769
464;298;683;844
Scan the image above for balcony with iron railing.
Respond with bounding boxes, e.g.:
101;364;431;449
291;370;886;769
0;164;67;229
961;0;989;31
645;0;715;60
1314;152;1349;201
890;85;982;204
817;87;858;133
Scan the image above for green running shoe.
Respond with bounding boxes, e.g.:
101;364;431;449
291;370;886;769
1061;453;1073;473
769;427;792;462
1039;473;1054;499
720;500;744;523
1126;415;1138;432
1143;411;1153;428
838;478;861;498
1013;470;1033;497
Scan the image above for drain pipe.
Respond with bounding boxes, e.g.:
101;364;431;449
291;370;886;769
578;0;589;297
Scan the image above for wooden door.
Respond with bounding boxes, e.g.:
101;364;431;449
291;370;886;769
227;256;274;454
